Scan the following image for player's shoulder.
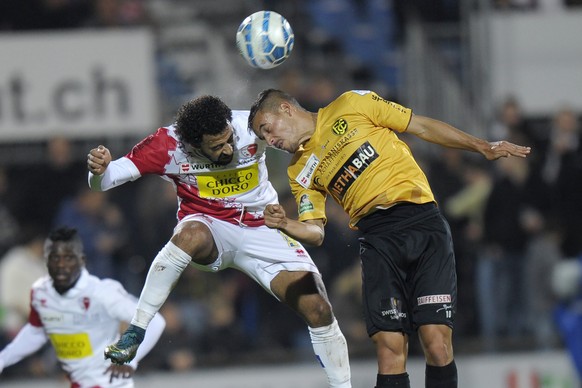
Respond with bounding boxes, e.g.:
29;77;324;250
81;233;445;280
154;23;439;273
232;110;260;144
325;90;375;110
232;110;250;122
134;125;179;150
91;277;131;300
31;275;52;291
231;110;251;133
95;277;126;291
339;90;375;101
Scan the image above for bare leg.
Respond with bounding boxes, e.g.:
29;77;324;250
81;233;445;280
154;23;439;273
271;270;352;387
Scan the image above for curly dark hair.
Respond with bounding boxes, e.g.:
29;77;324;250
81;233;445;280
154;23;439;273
175;96;233;147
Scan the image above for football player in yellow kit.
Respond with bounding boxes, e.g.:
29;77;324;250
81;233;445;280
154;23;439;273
248;89;531;388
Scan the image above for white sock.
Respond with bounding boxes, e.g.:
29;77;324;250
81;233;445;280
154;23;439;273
131;242;191;329
309;318;352;388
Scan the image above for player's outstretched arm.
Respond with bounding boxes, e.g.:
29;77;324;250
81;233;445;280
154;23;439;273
87;146;142;191
0;323;48;373
406;115;531;160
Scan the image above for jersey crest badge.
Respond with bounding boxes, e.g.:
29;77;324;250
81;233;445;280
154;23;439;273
332;118;348;136
239;144;258;158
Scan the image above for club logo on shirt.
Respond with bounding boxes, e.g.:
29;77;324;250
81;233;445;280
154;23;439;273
80;297;90;311
328;141;379;201
239;144;258;158
332;118;348;135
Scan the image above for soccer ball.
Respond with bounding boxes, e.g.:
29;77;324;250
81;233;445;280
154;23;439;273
235;10;294;70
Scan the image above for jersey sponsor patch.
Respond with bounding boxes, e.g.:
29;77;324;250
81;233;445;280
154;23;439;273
417;294;452;306
380;297;407;320
295;154;320;189
328;141;379;200
298;194;314;215
49;332;93;359
197;164;259;198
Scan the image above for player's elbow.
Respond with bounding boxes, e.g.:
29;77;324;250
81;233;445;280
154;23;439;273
308;224;325;247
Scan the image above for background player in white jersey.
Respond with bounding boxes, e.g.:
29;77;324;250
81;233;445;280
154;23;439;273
0;226;166;387
86;95;352;388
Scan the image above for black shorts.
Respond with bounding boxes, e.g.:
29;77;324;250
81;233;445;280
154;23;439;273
356;202;457;336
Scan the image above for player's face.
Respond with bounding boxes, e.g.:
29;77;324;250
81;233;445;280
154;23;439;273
196;125;235;165
46;241;85;294
251;110;300;153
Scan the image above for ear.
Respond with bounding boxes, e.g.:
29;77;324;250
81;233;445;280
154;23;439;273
280;101;293;116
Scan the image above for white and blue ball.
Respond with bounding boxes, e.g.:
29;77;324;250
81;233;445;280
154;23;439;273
236;10;294;70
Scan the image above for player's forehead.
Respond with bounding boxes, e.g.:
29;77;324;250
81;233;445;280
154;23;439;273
201;125;233;146
45;241;82;257
252;110;277;132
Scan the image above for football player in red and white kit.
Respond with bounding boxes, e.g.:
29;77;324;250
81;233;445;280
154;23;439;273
0;226;166;387
86;96;352;388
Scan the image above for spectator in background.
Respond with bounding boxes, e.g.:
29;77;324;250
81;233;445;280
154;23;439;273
541;107;582;258
477;156;538;350
52;183;128;280
0;225;51;380
489;96;532;145
329;261;369;356
8;136;86;233
0;168;19;257
442;158;493;337
0;225;47;338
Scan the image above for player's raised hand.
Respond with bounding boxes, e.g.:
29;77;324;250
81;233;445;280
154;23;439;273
483;140;531;160
87;145;112;175
264;204;288;229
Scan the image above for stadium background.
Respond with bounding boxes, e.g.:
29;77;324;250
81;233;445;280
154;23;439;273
1;0;581;387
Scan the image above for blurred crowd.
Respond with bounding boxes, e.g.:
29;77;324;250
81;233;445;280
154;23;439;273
1;0;582;383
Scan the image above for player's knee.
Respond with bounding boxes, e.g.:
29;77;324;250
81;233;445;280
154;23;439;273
419;328;454;366
372;333;408;373
171;222;215;263
303;296;334;327
423;342;453;366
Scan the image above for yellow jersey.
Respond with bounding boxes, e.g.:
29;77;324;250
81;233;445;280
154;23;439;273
288;90;435;228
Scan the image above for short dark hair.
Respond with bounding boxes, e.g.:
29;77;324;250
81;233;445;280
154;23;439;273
175;95;232;147
48;226;83;248
248;89;299;132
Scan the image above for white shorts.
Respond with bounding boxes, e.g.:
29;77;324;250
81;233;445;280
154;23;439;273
178;214;320;297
